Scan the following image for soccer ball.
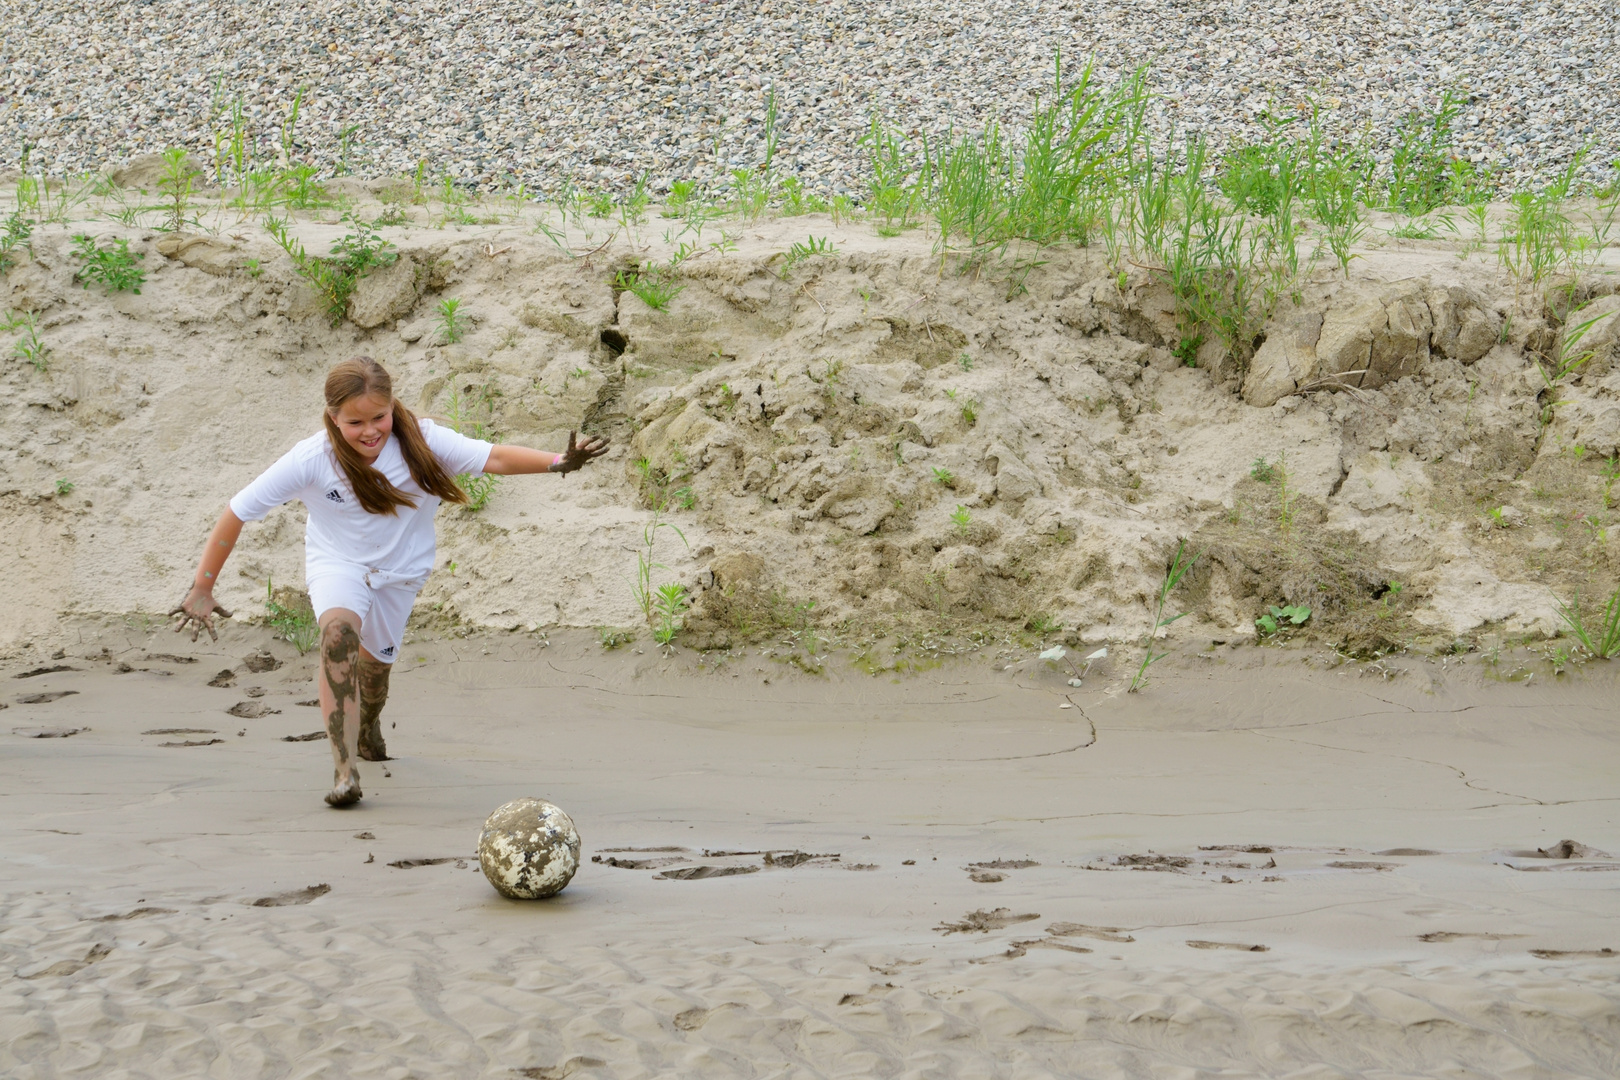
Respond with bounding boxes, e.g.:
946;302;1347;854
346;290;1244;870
477;798;581;899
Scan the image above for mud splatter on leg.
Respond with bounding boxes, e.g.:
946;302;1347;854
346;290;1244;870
357;655;391;762
321;618;363;808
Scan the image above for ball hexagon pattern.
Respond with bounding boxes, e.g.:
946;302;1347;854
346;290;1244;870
477;798;581;899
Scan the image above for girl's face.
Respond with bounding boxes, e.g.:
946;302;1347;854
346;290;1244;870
331;393;393;461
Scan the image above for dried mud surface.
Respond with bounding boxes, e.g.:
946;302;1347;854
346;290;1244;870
1;627;1616;1077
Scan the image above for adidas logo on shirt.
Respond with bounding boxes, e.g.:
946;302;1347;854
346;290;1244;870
380;645;396;658
325;488;344;504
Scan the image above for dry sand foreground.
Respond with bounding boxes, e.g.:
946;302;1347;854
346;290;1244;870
3;623;1617;1078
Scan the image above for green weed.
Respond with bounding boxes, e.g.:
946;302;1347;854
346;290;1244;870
950;505;972;536
156;148;197;232
6;310;47;370
435;297;466;344
71;234;146;294
0;211;32;272
444;380;503;511
1554;588;1620;659
652;582;691;646
615;263;685;311
265;213;397;325
932;466;956;488
1129;541;1199;692
1256;603;1311;636
54;478;74;497
265;576;319;655
778;234;837;277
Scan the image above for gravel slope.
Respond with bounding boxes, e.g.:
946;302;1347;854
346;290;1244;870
2;0;1616;194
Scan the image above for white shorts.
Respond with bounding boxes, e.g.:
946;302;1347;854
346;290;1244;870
306;569;423;665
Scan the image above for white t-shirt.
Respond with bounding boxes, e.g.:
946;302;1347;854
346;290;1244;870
230;419;493;583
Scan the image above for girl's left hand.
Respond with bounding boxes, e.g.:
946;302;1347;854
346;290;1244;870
551;431;610;474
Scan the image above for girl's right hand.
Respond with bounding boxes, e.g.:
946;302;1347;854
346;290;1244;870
169;586;234;643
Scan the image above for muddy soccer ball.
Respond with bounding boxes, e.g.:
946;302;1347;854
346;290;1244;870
477;798;581;900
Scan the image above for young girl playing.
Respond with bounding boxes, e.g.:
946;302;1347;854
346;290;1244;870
170;356;609;807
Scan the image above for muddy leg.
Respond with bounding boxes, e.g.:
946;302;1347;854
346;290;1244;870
357;655;391;761
319;610;363;808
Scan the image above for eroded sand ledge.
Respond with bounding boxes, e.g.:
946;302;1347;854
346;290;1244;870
2;624;1617;1077
3;194;1619;661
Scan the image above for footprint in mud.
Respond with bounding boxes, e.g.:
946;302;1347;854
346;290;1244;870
1526;839;1612;860
655;865;760;880
1187;940;1269;952
936;908;1041;935
1089;854;1192;873
1530;948;1618;959
600;846;690;853
142;728;216;736
387;858;466;869
14;665;78;679
673;1007;714;1031
91;907;176;922
143;653;196;665
838;983;897;1005
844;863;879;871
1327;861;1398;871
592;855;685;869
978;937;1094;962
227;701;280;718
295;699;319;707
17;691;78;705
1376;848;1440;856
1047;921;1135;943
161;738;224;747
250;884;330;907
12;726;88;738
967;858;1037;883
282;732;325;742
515;1056;607;1080
243;650;281;673
22;943;112;979
208;670;236;688
1419;931;1527;942
763;850;840;867
1199;845;1274;854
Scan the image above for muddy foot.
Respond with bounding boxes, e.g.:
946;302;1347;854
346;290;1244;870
324;769;363;808
357;719;390;761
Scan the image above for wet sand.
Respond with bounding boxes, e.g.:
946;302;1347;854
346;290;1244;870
3;626;1618;1078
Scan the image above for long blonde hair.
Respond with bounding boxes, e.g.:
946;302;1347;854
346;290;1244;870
322;357;468;516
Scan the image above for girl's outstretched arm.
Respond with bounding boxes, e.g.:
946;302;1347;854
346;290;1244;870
484;431;610;476
170;508;243;641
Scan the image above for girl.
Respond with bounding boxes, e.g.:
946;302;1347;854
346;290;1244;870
171;357;609;807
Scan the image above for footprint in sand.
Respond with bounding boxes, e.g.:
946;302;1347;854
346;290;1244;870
227;701;280;718
13;665;78;679
207;669;236;687
16;691;78;705
387;858;466;869
22;943;111;979
655;865;760;880
1530;948;1618;959
12;726;88;738
1419;931;1527;942
936;908;1041;935
91;907;176;922
1376;848;1440;856
142;728;216;735
1327;861;1398;871
282;732;325;742
250;884;330;907
1187;940;1269;952
515;1056;606;1079
593;855;685;869
1047;921;1135;943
